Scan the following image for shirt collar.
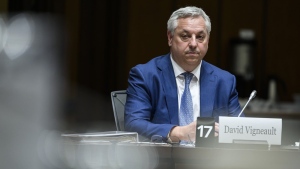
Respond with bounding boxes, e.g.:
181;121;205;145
170;54;201;81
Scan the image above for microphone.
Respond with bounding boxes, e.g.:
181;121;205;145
238;90;257;117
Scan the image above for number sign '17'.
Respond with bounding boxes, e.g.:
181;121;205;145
196;117;215;147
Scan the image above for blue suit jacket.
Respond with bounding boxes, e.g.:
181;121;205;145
125;53;242;140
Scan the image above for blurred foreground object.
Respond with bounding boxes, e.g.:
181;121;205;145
0;13;66;169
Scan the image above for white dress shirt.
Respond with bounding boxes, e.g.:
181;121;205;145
170;55;202;122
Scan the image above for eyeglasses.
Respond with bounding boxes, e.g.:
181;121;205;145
178;134;195;147
150;135;184;146
186;134;195;147
150;135;165;144
150;135;181;146
150;134;195;146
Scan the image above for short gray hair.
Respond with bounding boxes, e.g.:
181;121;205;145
167;6;211;35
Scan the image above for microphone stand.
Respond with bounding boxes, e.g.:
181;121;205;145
238;90;257;117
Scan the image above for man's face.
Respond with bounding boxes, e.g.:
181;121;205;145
168;16;209;72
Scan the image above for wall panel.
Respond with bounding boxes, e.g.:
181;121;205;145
265;0;300;101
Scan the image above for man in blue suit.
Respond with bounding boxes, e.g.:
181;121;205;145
125;6;243;143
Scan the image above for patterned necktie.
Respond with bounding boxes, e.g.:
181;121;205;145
179;72;194;126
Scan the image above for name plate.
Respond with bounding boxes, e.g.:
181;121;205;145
219;116;282;145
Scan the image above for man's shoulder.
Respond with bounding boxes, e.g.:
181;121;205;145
135;53;170;69
146;53;170;64
202;60;234;78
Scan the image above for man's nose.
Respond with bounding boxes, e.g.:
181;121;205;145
189;36;197;48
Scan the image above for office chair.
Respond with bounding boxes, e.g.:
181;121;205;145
111;90;127;131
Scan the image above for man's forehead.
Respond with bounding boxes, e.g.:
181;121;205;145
176;18;208;34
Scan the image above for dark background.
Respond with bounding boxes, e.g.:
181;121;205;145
1;0;300;134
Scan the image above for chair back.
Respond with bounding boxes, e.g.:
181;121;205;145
111;90;127;131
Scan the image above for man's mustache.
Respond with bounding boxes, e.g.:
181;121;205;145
185;51;200;54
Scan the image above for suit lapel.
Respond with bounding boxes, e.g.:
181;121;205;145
157;54;179;125
200;61;216;117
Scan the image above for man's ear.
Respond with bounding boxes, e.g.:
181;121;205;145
167;31;173;46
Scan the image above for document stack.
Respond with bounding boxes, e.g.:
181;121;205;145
62;131;139;144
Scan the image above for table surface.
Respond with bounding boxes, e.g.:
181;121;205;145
63;138;300;169
113;142;300;169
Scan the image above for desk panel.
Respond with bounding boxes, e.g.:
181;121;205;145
172;146;300;169
62;141;300;169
